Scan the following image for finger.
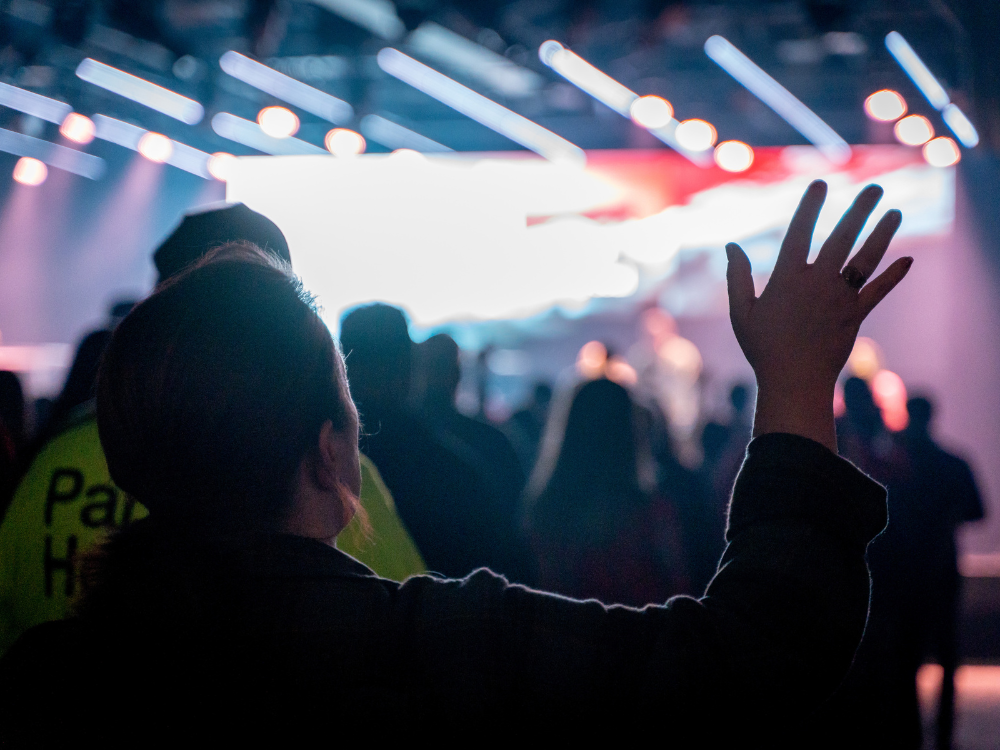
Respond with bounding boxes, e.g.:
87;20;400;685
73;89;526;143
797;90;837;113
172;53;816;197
726;242;755;331
858;256;913;319
815;184;883;273
774;180;827;276
844;209;902;280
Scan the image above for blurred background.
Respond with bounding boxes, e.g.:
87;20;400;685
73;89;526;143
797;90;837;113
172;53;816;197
0;2;998;741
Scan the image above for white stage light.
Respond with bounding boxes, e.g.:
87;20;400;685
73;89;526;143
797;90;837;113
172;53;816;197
941;104;979;148
377;48;585;165
539;40;635;115
0;127;105;179
675;119;717;152
923;137;960;167
207;152;238;182
704;35;851;164
220;51;353;124
93;115;211;177
76;58;204;124
894;115;933;146
13;157;47;186
59;113;96;144
714;141;754;172
864;90;906;122
359;114;453;152
885;32;978;149
325;128;366;156
212;112;327;156
539;41;709;165
258;106;300;138
137;133;173;163
408;22;542;98
0;81;71;124
629;96;673;129
884;32;949;110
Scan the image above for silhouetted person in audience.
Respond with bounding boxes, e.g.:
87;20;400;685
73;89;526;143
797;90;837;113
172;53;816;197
526;378;687;605
417;333;533;582
0;372;25;513
506;381;552;474
340;304;511;578
898;396;984;750
42;330;112;440
0;372;25;455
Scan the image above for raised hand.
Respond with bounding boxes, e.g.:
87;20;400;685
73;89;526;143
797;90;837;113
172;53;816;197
726;180;912;452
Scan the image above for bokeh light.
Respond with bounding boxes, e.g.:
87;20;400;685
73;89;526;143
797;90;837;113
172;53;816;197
847;337;883;381
629;95;674;129
922;136;961;168
325;128;366;156
207;152;238;181
577;340;608;379
894;114;934;146
872;369;908;431
714;140;754;172
675;119;717;152
864;90;907;122
59;112;95;144
12;157;47;186
137;132;173;162
258;106;299;139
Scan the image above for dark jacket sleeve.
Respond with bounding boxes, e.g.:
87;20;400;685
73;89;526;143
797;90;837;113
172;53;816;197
395;432;887;728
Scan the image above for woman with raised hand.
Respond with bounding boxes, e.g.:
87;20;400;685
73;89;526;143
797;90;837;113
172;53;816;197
0;182;909;742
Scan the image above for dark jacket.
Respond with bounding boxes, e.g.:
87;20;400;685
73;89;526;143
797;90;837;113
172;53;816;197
0;434;886;743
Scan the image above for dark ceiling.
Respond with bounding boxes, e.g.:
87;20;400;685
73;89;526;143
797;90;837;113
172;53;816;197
0;0;996;158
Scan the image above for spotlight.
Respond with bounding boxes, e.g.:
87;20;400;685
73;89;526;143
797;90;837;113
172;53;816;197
76;58;204;124
325;128;366;156
922;137;960;167
12;157;47;186
60;113;96;144
137;132;173;162
675;119;717;152
714;140;754;172
864;90;906;122
258;107;300;139
704;35;851;164
629;96;673;129
894;114;934;146
207;152;238;181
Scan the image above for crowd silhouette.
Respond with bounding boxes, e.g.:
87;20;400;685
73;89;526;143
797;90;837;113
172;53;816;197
0;184;986;745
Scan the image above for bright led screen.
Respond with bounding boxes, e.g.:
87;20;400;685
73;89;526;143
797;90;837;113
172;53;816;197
226;146;954;331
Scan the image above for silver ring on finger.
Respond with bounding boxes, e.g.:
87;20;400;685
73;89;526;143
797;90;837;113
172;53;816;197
841;265;867;291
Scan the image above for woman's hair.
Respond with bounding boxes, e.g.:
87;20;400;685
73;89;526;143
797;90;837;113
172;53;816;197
97;242;354;533
525;378;653;543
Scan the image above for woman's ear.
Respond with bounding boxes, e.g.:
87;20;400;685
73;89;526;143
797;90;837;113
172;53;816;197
316;419;362;500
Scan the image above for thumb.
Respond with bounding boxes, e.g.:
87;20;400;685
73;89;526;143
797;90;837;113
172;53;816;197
726;242;755;330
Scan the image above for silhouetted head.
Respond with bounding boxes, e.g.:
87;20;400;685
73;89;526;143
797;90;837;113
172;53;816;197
419;333;461;411
529;379;649;511
339;304;412;409
843;377;883;440
729;383;751;415
153;203;290;284
98;243;355;534
0;371;25;445
533;382;553;409
906;396;934;436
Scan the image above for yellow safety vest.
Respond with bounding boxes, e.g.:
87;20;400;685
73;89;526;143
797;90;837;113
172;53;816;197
0;410;425;656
